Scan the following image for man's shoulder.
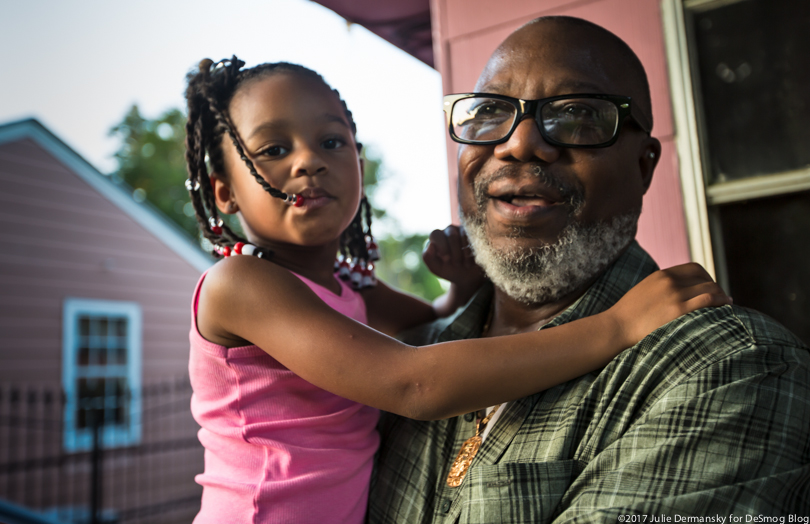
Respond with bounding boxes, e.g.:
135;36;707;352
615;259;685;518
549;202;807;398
663;304;807;354
722;305;808;349
629;304;810;395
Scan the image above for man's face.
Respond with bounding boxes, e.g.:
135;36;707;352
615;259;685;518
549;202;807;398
457;23;659;304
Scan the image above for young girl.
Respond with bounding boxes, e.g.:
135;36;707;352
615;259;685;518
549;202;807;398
183;57;728;523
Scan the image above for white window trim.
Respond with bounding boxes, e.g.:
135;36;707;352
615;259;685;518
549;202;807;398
62;298;142;451
706;168;810;205
661;0;716;278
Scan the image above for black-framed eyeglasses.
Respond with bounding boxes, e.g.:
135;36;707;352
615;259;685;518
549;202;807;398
442;93;651;148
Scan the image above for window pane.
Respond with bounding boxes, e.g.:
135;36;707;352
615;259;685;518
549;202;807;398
690;0;810;184
78;377;103;398
76;376;130;428
115;318;127;337
78;346;89;366
77;378;105;429
79;316;91;336
89;317;103;351
113;378;127;425
718;190;810;344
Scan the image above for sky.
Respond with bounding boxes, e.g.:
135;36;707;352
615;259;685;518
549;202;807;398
0;0;452;236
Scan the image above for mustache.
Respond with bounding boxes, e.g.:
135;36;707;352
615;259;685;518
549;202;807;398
472;164;585;214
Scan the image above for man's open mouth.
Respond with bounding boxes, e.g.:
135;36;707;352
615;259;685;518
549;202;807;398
473;165;584;218
490;193;558;206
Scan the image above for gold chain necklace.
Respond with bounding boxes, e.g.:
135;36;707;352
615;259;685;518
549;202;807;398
446;306;502;488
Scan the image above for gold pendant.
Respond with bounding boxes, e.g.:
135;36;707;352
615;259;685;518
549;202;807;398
446;435;482;487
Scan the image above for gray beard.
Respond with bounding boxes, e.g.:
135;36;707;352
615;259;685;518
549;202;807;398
461;166;639;306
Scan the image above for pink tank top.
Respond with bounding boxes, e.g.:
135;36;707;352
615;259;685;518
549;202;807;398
189;271;380;524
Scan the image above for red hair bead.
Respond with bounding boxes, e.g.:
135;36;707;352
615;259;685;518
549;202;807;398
233;242;245;255
209;217;224;236
294;195;304;207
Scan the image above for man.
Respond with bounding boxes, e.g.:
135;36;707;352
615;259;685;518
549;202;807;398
368;16;810;522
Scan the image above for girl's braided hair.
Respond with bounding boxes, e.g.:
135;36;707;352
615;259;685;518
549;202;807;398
183;56;373;265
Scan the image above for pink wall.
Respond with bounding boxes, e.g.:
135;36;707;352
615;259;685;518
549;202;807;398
430;0;691;268
0;138;202;384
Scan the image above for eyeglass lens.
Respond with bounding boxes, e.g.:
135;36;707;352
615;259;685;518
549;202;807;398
451;97;620;145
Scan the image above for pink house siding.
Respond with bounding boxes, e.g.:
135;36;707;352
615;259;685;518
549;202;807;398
430;0;691;268
0;131;207;385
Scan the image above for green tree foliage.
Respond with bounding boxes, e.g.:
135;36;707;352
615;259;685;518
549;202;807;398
374;235;448;300
109;105;198;238
361;151;448;301
108;107;447;301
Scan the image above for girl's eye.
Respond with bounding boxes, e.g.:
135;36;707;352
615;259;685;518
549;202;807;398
322;138;345;150
260;145;289;157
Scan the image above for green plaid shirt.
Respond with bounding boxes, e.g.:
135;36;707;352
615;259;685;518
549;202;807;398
369;242;810;523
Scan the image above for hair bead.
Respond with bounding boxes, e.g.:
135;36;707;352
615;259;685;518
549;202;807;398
367;239;380;261
350;263;364;289
337;257;351;280
208;216;224;236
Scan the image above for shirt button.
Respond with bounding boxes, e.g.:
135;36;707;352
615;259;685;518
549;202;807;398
464;412;474;422
441;499;452;513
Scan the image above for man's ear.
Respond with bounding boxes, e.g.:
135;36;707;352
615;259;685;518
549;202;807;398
210;172;239;214
638;137;661;194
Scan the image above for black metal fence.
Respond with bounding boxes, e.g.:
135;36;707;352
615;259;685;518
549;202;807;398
0;377;203;524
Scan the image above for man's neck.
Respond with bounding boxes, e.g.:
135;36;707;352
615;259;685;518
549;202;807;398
483;241;638;337
485;276;598;337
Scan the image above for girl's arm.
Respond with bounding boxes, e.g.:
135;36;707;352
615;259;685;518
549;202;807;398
363;225;486;335
198;257;730;421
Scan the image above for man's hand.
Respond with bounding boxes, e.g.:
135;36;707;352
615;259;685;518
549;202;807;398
423;225;486;317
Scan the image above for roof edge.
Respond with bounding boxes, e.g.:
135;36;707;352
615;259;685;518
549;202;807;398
0;118;214;273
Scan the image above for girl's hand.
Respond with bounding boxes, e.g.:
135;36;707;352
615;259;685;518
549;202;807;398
608;262;732;347
423;225;487;317
360;225;486;334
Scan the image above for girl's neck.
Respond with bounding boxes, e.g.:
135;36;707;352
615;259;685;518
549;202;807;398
250;237;343;294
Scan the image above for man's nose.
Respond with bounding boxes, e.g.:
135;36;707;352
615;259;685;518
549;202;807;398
292;145;328;177
493;115;561;163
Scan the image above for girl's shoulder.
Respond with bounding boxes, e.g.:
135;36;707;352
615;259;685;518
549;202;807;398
197;256;304;348
201;254;302;311
204;253;296;291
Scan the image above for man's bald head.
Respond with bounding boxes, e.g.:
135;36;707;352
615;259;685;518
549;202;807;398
478;16;653;132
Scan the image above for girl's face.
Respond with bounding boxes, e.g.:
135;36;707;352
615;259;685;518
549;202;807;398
214;73;363;248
